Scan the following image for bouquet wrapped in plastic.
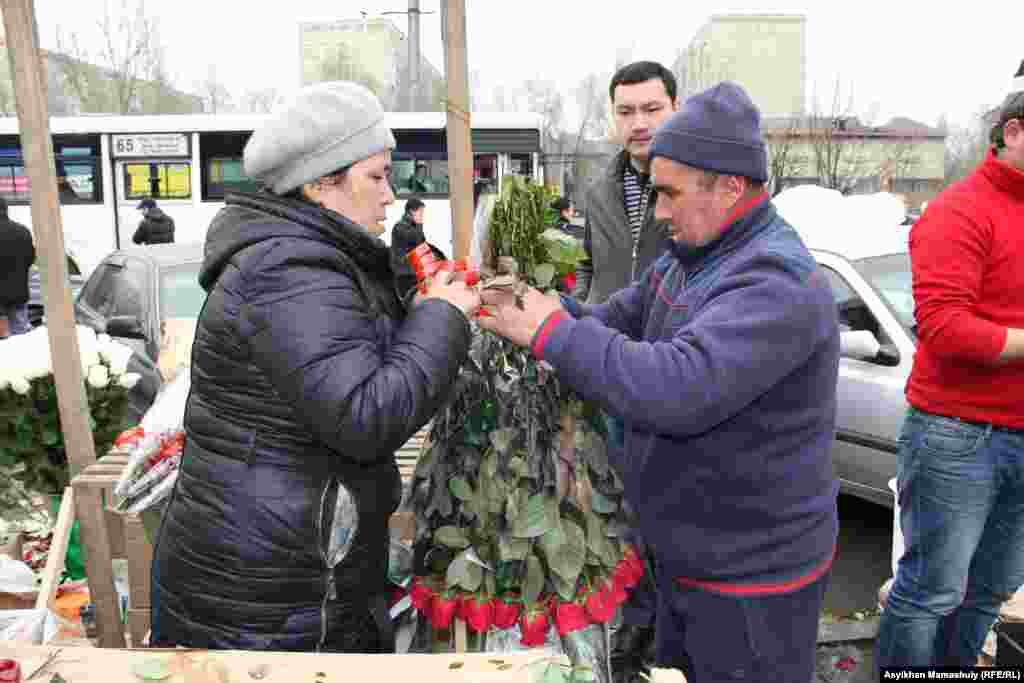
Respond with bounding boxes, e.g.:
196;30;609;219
111;369;190;515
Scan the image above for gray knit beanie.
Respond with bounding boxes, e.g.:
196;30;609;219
244;81;396;195
649;81;768;183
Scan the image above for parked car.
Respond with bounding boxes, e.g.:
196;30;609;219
779;187;917;508
26;256;87;328
74;242;206;422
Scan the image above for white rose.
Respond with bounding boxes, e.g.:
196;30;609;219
87;364;109;390
107;344;134;377
10;377;31;395
118;372;141;390
0;374;9;391
80;352;100;375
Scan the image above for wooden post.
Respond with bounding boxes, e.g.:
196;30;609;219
2;0;97;478
442;0;474;260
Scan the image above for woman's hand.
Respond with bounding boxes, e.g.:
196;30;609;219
421;269;481;318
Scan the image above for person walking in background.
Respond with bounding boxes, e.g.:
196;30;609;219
0;197;35;339
132;198;176;245
390;197;428;298
875;61;1024;670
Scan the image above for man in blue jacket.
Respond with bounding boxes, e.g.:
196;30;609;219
480;82;839;682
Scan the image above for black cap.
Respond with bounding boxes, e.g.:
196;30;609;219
551;197;571;212
136;198;157;211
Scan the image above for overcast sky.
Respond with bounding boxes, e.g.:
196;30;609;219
30;1;1023;130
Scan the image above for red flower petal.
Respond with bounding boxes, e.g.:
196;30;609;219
430;596;457;630
553;600;592;635
519;609;549;647
492;599;521;630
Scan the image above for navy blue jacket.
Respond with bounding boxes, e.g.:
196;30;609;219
152;192;471;651
535;195;839;592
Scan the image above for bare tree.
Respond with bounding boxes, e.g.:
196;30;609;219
524;78;565;185
804;80;874;194
55;0;162;114
764;116;804;196
198;65;233;114
573;72;610;157
242;88;283;114
939;108;991;188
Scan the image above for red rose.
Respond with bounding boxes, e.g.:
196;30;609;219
584;585;616;624
519;607;549;647
114;426;145;447
612;559;637;590
492;598;521;630
553;599;592;635
563;271;577;291
462;595;494;633
606;577;629;608
409;579;434;612
429;594;457;630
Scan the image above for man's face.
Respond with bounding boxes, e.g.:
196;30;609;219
411;207;425;224
1001;117;1024;170
652;158;744;248
612;78;679;165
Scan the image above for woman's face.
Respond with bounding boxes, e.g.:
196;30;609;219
308;149;395;235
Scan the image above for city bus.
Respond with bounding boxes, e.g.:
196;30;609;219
0;111;542;275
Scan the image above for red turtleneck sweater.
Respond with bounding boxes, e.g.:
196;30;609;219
906;150;1024;428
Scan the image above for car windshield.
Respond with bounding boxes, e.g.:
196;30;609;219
853;253;916;340
159;262;206;320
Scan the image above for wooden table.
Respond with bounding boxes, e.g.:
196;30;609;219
0;644;557;682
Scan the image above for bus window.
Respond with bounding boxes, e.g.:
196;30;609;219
0;164;30;204
206;157;259;199
0;134;103;204
508;153;534;180
391;156;449;196
124;162;192;201
200;131;256;200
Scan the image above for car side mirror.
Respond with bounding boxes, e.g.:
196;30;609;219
106;315;145;340
839;330;901;366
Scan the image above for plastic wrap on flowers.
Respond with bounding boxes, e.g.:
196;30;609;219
111;369;191;516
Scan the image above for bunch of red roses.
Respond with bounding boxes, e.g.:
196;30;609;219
407;545;645;647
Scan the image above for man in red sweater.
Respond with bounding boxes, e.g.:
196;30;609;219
876;62;1024;669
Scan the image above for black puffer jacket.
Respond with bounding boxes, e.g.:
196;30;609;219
132;208;175;244
151;192;471;652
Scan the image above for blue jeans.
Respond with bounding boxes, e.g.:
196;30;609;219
876;406;1024;668
0;303;30;336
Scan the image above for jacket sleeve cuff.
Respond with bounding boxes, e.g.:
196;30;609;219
530;310;571;360
559;294;584;319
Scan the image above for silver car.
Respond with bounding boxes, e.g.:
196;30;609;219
806;226;916;509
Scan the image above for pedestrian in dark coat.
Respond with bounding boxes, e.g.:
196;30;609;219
0;197;35;338
150;81;480;653
132;198;175;245
390;197;427;297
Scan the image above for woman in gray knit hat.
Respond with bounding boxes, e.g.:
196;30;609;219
150;81;479;653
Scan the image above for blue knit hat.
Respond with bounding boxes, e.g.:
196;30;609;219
649;81;768;183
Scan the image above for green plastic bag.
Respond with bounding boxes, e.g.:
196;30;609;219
49;494;86;581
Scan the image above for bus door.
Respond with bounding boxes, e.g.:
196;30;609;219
110;133;193;248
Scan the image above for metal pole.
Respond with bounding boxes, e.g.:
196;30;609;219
2;0;98;478
408;0;421;111
442;0;473;260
